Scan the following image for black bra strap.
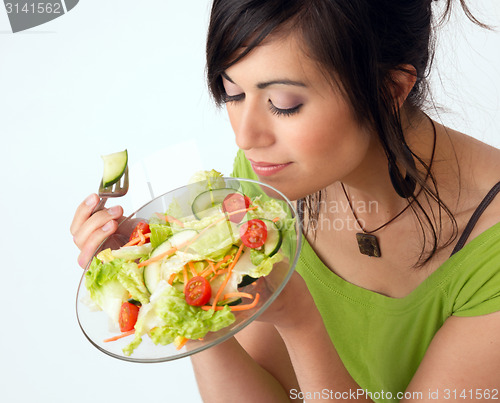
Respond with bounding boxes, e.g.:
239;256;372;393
450;181;500;257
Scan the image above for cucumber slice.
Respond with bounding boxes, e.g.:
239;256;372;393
143;242;170;294
261;219;282;257
238;275;258;288
221;297;242;306
127;298;142;307
192;188;242;219
167;229;198;248
143;229;198;293
101;149;128;187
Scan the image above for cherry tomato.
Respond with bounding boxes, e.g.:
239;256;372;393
222;193;251;223
239;219;267;249
185;276;212;306
118;301;140;332
129;221;150;242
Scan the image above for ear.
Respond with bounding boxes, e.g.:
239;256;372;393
388;64;417;108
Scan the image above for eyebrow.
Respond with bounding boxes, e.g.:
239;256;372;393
222;72;307;89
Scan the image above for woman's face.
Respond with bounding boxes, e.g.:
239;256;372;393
222;34;372;200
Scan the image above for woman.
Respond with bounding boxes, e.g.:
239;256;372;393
71;1;500;401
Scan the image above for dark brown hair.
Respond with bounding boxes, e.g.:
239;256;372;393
206;0;490;266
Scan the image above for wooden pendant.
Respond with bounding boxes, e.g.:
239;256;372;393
355;233;381;257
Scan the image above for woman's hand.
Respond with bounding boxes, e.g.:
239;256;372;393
70;194;124;268
255;268;318;331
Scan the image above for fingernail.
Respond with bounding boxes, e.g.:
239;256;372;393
102;221;114;232
85;194;96;206
108;206;120;216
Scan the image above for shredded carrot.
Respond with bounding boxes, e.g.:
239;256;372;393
209;269;229;282
138;230;146;246
223;292;254;300
183;265;189;291
202;293;260;312
166;215;185;227
137;246;177;268
228;293;260;311
214;255;232;270
211;243;245;310
200;261;217;278
123;237;140;247
176;337;189;350
137;237;192;268
202;256;232;279
103;330;135;343
272;217;280;223
123;232;151;247
188;261;197;277
155;213;185;227
168;272;177;285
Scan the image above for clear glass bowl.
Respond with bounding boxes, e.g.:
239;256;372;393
76;177;302;363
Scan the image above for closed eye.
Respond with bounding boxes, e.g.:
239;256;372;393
223;92;245;103
268;100;302;117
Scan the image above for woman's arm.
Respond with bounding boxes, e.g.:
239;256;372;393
191;272;372;403
403;311;500;402
275;308;372;402
191;322;301;403
266;278;500;402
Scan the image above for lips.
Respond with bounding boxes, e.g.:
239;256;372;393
249;160;292;177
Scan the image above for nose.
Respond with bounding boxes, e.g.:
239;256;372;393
230;99;275;151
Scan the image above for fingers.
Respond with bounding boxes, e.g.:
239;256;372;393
70;194;99;236
77;219;119;268
72;205;123;248
70;194;124;269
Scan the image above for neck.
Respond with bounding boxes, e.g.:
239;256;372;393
330;111;435;228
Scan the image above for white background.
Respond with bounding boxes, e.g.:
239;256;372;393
0;1;498;402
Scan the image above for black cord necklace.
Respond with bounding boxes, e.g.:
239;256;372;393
341;118;437;258
341;183;412;257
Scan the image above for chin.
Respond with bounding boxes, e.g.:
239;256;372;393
258;179;307;202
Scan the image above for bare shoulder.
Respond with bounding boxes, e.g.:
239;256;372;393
446;128;500;238
405;311;500;396
449;128;500;187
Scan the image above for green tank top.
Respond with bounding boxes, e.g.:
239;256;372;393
231;150;500;401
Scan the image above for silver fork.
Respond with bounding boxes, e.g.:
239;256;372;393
92;166;129;214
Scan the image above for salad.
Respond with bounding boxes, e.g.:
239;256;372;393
83;172;293;356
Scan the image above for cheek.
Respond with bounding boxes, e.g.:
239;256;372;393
286;108;370;170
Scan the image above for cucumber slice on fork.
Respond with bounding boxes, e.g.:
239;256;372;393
92;150;129;214
102;149;128;187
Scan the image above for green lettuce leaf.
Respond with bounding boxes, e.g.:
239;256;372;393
154;286;234;339
111;243;153;261
116;262;150;305
188;169;225;190
188;219;238;260
247;197;289;223
123;281;235;356
247;252;283;278
149;223;173;249
85;257;128;326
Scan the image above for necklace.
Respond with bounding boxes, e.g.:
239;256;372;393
341;183;412;257
340;118;437;257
